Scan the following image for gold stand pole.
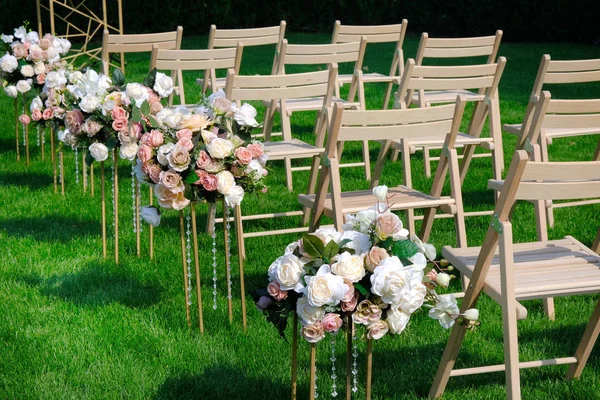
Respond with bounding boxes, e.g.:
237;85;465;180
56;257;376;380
40;128;44;161
149;186;154;259
135;179;141;257
309;343;317;400
346;317;353;400
234;205;247;331
51;127;57;194
90;163;95;197
101;162;107;258
14;99;19;161
82;155;87;193
366;339;373;400
291;312;298;400
191;203;204;333
60;150;65;196
223;199;233;324
179;210;192;327
113;150;119;265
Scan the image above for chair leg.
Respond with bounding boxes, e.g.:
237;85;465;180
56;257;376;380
206;202;216;234
362;140;371;181
284;157;294;191
540;135;555;228
567;297;600;379
382;82;394;110
423;145;431;178
542;298;555;321
235;204;247;266
391;149;400;162
428;325;469;398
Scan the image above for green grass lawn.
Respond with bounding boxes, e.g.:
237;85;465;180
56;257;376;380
1;32;600;399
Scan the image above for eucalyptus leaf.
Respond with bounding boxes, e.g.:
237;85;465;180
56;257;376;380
140;100;150;116
131;106;142;123
112;69;125;87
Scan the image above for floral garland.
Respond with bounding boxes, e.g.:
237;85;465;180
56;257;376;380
255;186;479;343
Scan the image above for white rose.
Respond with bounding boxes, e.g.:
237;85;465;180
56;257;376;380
13;26;26;40
102;100;115;115
125;82;149;107
97;75;111;95
373;185;388;201
46;46;59;62
464;308;479;322
33;61;45;75
268;253;306;291
408;252;428;271
435;272;451;288
339;230;372;255
207;138;234;159
295;297;325;326
162;112;181;130
216;170;235;195
0;53;18;72
303;265;349;307
140;206;161;227
154;72;174;98
331;252;366;283
20;64;34;78
46;70;67;88
246;159;265;182
225;185;245;207
429;294;459;329
398;283;427;314
119;143;139;161
58;38;71;53
232;103;258;127
386;308;410;334
24;31;39;44
16;79;32;93
69;70;83;84
1;34;13;44
30;96;43;112
89;142;109;162
208;89;226;106
4;85;17;98
312;227;342;246
370;256;416;305
157;143;175;166
79;94;100;113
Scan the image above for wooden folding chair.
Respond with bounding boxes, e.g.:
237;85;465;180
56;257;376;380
198;22;286;94
503;55;600;227
331;19;408;108
300;97;468;249
150;44;243;106
101;27;183;75
429;97;600;400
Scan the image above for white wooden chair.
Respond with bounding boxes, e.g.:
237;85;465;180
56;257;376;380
300;98;468;248
197;22;286;94
503;55;600;227
150;44;243;106
331;20;408;108
429;144;600;399
101;27;183;75
393;58;506;190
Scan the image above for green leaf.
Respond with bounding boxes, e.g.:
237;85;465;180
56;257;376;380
85;151;94;166
144;68;158;88
140;100;150;116
339;247;355;255
147;115;159;129
131;106;142;123
392;239;420;259
185;172;199;185
323;240;340;261
302;233;324;258
106;137;118;150
354;283;369;297
112;69;125;87
338;239;352;249
379;237;394;250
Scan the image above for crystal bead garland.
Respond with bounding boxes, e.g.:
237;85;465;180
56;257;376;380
36;126;40;146
212;228;218;310
331;333;338;397
225;205;232;301
185;209;193;307
58;150;62;184
74;147;80;184
130;165;136;234
352;333;359;393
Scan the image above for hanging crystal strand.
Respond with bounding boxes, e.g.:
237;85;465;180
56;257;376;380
74;147;80;184
186;209;193;307
58;149;62;184
352;332;359;393
36;126;40;146
225;205;232;301
41;127;45;145
331;333;338;397
212;228;218;310
131;165;136;234
314;351;319;399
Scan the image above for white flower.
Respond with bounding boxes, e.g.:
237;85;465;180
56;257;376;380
464;308;479;322
119;143;139;161
246;159;266;181
339;230;372;255
373;185;388;201
4;85;17;98
125;82;150;107
157;143;175;166
79;94;100;113
208;89;226;106
429;294;459;329
13;26;26;40
1;34;13;43
16;79;32;93
435;272;451;288
20;64;34;78
140;206;161;227
407;252;428;271
303;264;349;307
386;308;410;334
207;138;234;159
232;103;259;127
312;227;342;246
162;112;182;130
216;170;235;195
57;129;68;143
89;143;109;162
153;72;174;97
370;256;417;305
24;31;39;44
46;46;59;63
398;283;427;314
97;74;111;95
30;96;43;112
268;253;306;291
58;38;71;54
331;252;366;283
45;70;67;88
296;297;325;326
225;185;245;207
1;53;18;72
412;234;437;261
68;70;83;84
33;61;45;75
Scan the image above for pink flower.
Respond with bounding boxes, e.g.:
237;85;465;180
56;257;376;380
426;270;438;281
267;281;288;301
138;144;153;163
234;147;253;165
31;109;43;121
111;106;128;121
200;173;218;191
177;138;194;151
36;74;46;85
176;129;193;140
112;118;128;132
141;130;164;148
247;142;264;158
42;108;53;120
11;43;27;59
65;110;84;132
39;38;51;50
193;169;208;184
341;290;359;312
195;150;212;169
321;313;343;333
149;101;163;114
342;279;355;302
18;114;31;125
129;122;142;141
142;162;162;183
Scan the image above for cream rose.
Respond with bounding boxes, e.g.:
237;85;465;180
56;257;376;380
125;82;150;107
303;265;349;307
157;143;175;166
177;113;210;132
296;297;325;326
386;308;410;334
216;170;235;195
4;85;17;98
370;256;414;305
16;79;32;93
207;138;234;159
331;252;366;283
301;323;325;343
20;64;34;78
398;284;427;314
119;143;139;161
79;94;100;113
0;53;18;72
167;145;191;172
89;142;109;162
268;253;306;291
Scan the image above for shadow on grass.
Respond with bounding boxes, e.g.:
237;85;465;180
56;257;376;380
0;214;97;242
153;367;289;399
0;171;53;190
29;264;163;308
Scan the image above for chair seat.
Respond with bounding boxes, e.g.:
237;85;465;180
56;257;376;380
299;185;456;218
391;132;494;151
195;77;227;90
412;89;484;106
504;123;600;139
339;72;398;85
263;139;323;159
443;236;600;304
262;97;361;112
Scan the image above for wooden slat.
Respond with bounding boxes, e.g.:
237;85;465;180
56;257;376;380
407;76;495;90
230;83;329;101
546;58;600;73
214;25;282;39
108;31;178;44
522;161;600;181
450;357;577;377
543;113;600;129
337;23;404;35
337;32;400;43
157;47;238;59
284;52;359;65
285;41;360;55
412;63;499;78
156;58;237;71
338;120;454;141
546;99;600;114
426;35;498;48
514;181;600;201
215;36;279;47
340;103;456;125
423;45;495;58
232;69;330;88
109;41;175;53
545;70;600;84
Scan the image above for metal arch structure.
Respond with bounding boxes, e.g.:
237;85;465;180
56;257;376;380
35;0;123;68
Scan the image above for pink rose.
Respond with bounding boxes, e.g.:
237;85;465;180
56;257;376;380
267;281;288;301
138;144;153;163
65;110;84;132
150;101;163;114
352;300;382;325
321;313;343;333
247;142;264;158
426;270;438;281
111;106;128;120
141;130;164;148
36;74;46;85
341;289;359;312
177;138;194;151
200;173;218;191
142;163;162;183
28;46;43;62
342;279;355;302
159;170;184;190
42;108;53;120
234;147;253;165
195;150;211;169
193;169;208;184
176;129;193;140
129;122;142;141
112;118;128;132
365;246;390;272
11;43;27;59
31;109;43;121
39;38;51;50
19;114;31;125
366;320;389;340
301;322;325;343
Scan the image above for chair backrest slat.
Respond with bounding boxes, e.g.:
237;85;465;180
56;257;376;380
337;104;456;125
337;120;455;142
416;31;502;64
406;76;495;91
210;22;286;48
423;45;495;59
333;20;407;43
546;99;600;114
522;161;600;181
546;58;600;73
229;83;331;102
542;113;600;129
515;181;600;201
